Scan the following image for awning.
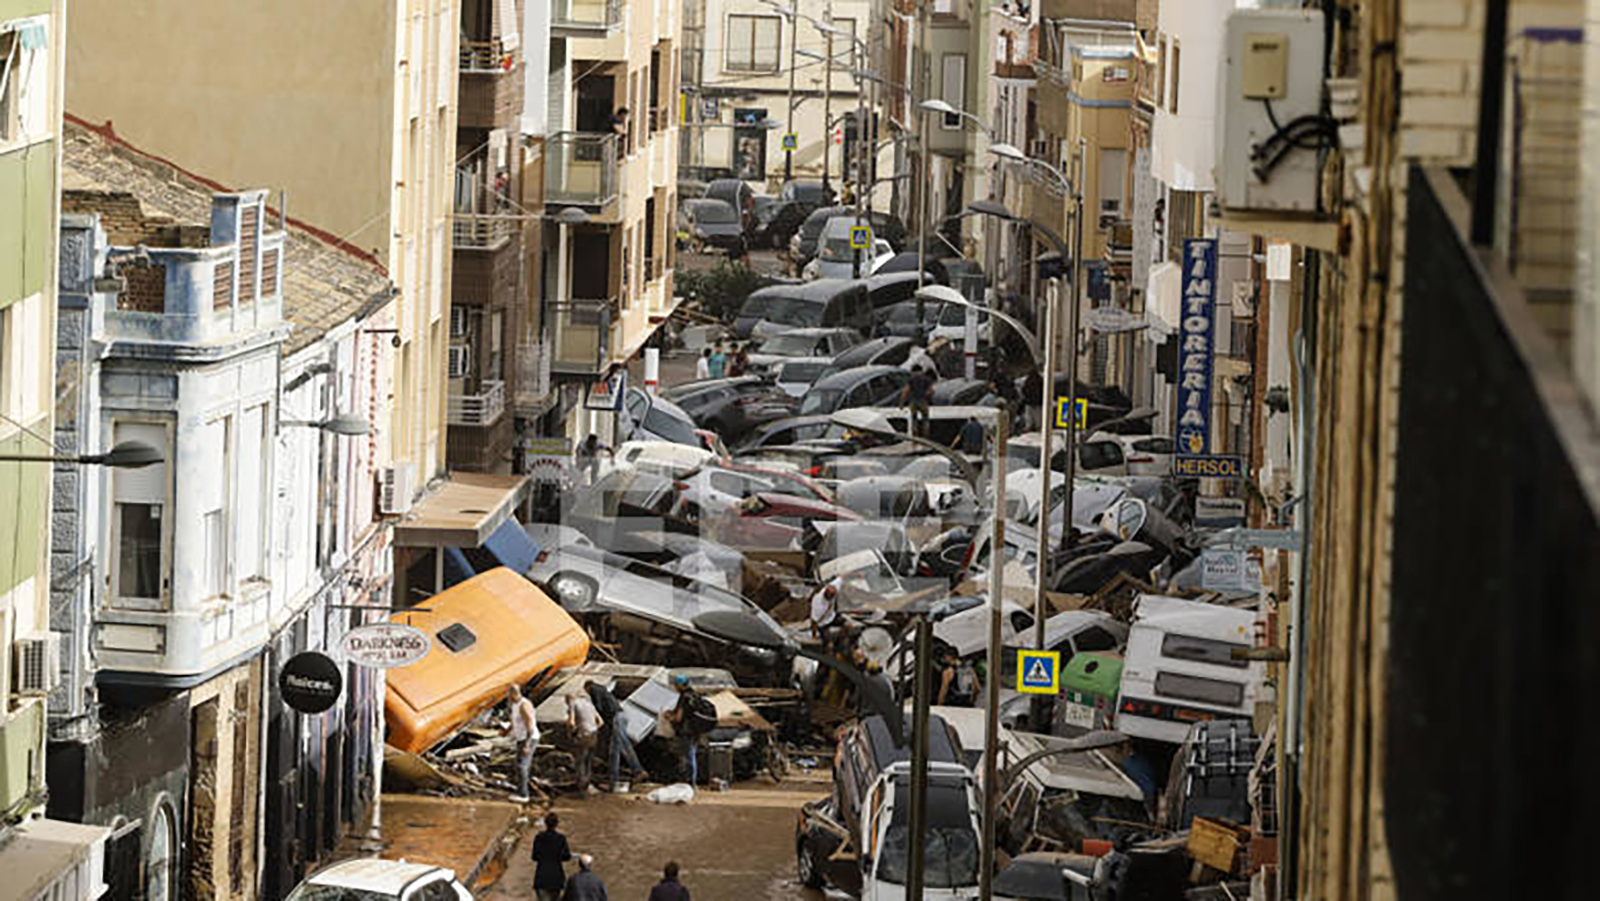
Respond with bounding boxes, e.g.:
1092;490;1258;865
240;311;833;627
395;472;528;548
7;818;110;899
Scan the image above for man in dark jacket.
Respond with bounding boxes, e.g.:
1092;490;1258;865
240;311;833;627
1021;370;1044;432
530;812;571;901
647;861;691;901
586;681;644;791
563;854;607;901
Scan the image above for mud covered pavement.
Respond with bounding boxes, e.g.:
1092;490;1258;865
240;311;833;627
481;777;831;901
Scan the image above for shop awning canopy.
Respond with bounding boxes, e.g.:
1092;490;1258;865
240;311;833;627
395;472;528;548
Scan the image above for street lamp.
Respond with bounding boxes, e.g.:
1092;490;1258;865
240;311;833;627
0;440;164;468
282;414;371;436
918;98;995;139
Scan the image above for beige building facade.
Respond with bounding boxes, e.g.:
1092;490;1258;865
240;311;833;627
65;0;461;491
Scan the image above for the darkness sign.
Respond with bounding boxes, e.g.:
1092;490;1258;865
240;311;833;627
280;651;343;714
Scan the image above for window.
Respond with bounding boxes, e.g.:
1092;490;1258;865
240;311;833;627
725;15;780;72
1;294;41;421
1168;40;1181;114
1161;633;1250;669
1132;437;1175;454
1099;147;1127;215
1155;670;1244;708
112;422;169;605
199;415;230;597
236;405;267;582
1073;626;1119;653
830;17;858;69
0;29;18;142
1105;66;1130;83
1078;440;1123;470
940;54;967;129
489;310;504;380
1156;36;1166;108
0;18;48;147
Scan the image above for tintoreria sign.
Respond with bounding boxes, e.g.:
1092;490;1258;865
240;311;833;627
342;622;432;669
1178;238;1218;455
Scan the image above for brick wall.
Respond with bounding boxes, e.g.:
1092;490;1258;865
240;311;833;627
118;263;167;313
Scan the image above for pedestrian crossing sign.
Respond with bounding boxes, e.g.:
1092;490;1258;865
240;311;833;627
1016;649;1061;695
782;132;798;152
850;225;873;249
1054;397;1088;430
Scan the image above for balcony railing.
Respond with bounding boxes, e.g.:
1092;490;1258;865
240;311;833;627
516;340;553;413
460;38;515;73
452;213;519;249
549;298;614;374
448;379;506;426
551;0;623;32
546;132;622;209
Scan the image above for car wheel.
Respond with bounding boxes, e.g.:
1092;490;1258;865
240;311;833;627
796;836;824;889
548;572;598;610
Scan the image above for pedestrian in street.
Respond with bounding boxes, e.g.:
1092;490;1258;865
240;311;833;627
1021;370;1044;432
729;345;750;377
958;416;985;456
567;686;603;795
936;647;979;707
586;681;645;792
665;674;714;784
900;363;934;438
695;348;711;380
707;343;727;379
648;861;691;901
531;812;572;901
563;854;608;901
575;434;612;486
506;684;539;803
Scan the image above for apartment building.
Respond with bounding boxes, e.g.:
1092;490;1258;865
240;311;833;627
66;0;461;511
680;0;871;192
46;122;397;899
542;0;681;444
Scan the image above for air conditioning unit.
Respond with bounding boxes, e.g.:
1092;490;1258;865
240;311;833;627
449;306;468;337
379;462;415;515
448;344;471;378
14;633;60;696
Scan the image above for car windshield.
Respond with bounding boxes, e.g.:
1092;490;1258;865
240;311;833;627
798;388;843;415
819;235;855;263
763;297;824;327
643;404;699;445
692;202;736;224
877;824;980;888
740;294;775;320
779;360;831;382
758;334;819;356
285;885;392;901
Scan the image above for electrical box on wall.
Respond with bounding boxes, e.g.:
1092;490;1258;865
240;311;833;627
1216;9;1328;214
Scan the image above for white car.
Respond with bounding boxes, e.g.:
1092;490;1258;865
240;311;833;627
929;301;993;345
806;217;897;279
286;859;471;901
1079;432;1177;477
612;439;716;478
745;327;860;374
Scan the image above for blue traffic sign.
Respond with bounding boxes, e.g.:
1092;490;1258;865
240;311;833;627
782;132;798;152
1016;649;1061;695
850;225;873;249
1054;397;1088;430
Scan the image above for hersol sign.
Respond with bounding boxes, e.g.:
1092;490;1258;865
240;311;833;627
341;623;431;669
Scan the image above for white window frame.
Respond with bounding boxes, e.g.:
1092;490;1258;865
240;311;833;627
109;419;173;610
939;53;967;130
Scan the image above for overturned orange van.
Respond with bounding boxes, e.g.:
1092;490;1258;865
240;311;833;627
385;567;590;753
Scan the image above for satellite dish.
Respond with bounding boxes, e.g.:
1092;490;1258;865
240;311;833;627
857;627;894;667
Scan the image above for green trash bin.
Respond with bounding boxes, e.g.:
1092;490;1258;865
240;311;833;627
1056;652;1123;731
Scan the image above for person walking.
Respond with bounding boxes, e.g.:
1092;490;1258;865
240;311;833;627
900;363;934;438
563;854;608;901
647;862;691;901
695;348;711;380
728;345;750;377
530;812;572;901
586;681;644;792
707;343;727;379
1021;370;1044;433
567;686;603;795
506;684;539;803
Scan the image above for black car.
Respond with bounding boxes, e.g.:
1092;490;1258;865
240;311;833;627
678;198;746;252
661;376;794;439
779;178;835;209
824;336;916;375
752;198;809;248
876;252;951;285
797;365;911;416
873;300;946;339
931;377;997;407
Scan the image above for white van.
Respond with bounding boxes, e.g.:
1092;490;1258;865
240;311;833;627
1114;595;1263;744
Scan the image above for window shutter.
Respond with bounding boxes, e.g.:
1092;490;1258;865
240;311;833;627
212;260;234;310
238;204;259;304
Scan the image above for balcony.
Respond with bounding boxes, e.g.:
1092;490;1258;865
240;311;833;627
459;39;524;129
448;379;507;426
548;298;614;375
551;0;623;36
452;213;518;250
516;340;555;415
546;132;622;214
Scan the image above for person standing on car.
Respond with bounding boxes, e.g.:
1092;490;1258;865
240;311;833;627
568;687;603;795
695;348;711;380
586;681;644;792
563;854;608;901
648;862;691;901
506;684;539;803
901;364;934;438
531;812;572;901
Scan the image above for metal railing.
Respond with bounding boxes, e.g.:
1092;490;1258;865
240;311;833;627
460;38;515;73
551;0;623;31
516;340;552;411
548;298;614;374
546;132;622;208
451;213;519;249
447;379;506;426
